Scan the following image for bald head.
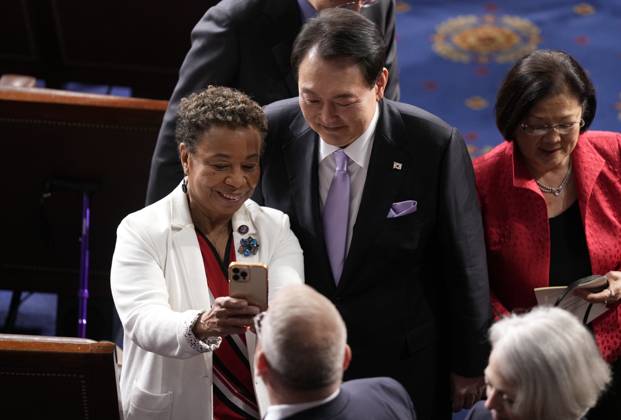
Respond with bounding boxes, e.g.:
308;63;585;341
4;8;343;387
259;284;348;391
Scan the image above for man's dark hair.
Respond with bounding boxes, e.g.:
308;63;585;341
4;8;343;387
175;85;267;152
495;49;596;141
291;8;386;87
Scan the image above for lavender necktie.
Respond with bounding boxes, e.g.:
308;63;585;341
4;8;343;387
323;149;350;284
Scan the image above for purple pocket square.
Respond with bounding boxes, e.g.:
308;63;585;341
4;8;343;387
387;200;417;218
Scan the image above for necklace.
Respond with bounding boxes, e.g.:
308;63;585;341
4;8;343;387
535;162;572;196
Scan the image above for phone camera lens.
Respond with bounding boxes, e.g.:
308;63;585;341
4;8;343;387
241;271;248;278
232;268;240;274
232;274;240;281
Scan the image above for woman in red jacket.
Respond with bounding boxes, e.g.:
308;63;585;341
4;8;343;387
474;49;621;419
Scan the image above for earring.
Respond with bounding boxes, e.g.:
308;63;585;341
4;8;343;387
182;176;188;194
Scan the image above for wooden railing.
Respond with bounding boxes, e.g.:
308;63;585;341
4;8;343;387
0;333;122;419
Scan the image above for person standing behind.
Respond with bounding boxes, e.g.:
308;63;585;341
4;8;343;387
254;9;491;420
146;0;400;205
254;284;417;420
474;49;621;419
111;86;304;420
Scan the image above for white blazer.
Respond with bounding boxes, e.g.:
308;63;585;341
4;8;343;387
111;185;304;420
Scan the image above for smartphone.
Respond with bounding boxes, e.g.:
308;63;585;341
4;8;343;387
228;262;268;311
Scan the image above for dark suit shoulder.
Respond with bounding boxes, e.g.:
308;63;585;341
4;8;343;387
207;0;301;31
265;96;300;117
284;378;416;420
387;99;452;131
341;378;417;419
380;99;458;157
341;377;410;400
264;97;307;135
464;401;493;420
206;0;264;24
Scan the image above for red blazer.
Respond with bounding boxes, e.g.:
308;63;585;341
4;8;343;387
474;131;621;362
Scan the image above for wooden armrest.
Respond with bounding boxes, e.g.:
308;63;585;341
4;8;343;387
0;86;167;111
0;333;116;353
0;333;123;419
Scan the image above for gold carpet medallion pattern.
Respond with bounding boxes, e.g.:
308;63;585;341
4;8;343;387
574;3;595;15
433;14;541;63
465;96;488;110
396;1;411;13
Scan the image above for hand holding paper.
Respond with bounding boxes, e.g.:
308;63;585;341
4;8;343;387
534;275;611;324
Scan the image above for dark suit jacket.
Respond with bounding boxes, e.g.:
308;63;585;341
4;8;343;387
284;378;416;420
255;98;491;420
145;0;399;204
463;401;492;420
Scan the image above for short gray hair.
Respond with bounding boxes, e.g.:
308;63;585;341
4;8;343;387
490;307;611;419
260;285;346;390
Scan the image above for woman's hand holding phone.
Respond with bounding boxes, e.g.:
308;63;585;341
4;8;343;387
193;296;260;338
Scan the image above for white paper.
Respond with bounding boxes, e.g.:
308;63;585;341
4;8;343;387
534;286;609;324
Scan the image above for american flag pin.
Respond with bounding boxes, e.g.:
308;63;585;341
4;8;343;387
392;162;403;170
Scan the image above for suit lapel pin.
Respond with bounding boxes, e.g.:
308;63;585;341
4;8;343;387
392;161;403;170
237;224;249;235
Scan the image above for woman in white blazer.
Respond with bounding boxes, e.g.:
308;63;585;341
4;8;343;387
111;86;304;420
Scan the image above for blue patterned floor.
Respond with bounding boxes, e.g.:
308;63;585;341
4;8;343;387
395;0;621;157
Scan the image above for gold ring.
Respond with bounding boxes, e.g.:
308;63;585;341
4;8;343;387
604;288;613;305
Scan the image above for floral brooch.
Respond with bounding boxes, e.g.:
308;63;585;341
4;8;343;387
238;236;259;257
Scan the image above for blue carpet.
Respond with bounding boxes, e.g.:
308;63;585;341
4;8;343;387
0;290;56;336
396;0;621;157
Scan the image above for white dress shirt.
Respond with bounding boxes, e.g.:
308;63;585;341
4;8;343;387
318;104;379;253
263;389;340;420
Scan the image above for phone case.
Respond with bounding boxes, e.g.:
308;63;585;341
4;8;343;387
228;262;268;311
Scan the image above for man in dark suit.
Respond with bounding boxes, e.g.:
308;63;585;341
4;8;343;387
254;9;491;420
255;284;416;420
145;0;399;204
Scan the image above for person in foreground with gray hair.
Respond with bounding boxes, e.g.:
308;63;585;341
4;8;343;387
253;284;416;420
466;306;611;420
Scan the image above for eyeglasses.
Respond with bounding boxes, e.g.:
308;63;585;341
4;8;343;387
253;311;265;337
519;119;585;137
338;0;379;10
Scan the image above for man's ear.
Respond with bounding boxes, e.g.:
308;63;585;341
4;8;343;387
342;344;352;372
374;67;389;101
255;348;270;379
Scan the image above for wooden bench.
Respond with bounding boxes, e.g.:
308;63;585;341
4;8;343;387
0;333;122;419
0;87;167;339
